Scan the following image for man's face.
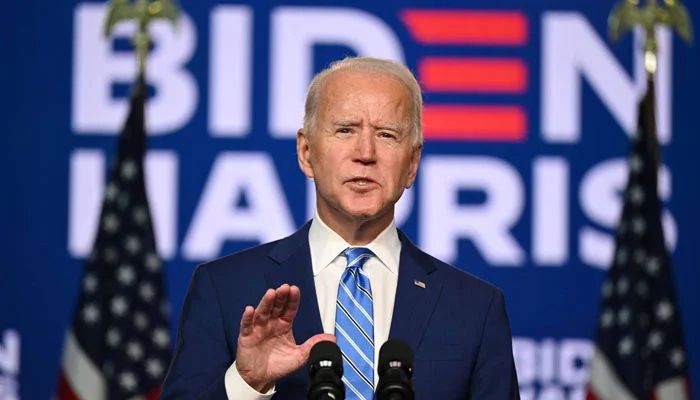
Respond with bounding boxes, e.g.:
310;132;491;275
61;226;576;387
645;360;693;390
297;70;421;228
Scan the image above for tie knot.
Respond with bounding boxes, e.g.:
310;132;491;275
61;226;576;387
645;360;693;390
343;247;374;270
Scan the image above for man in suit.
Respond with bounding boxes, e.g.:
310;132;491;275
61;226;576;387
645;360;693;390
162;57;519;399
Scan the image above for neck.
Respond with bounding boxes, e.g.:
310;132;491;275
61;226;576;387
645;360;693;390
316;205;394;246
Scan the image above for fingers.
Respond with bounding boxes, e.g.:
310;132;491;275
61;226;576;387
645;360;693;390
271;284;290;318
239;306;255;336
281;285;301;323
252;284;297;327
253;288;276;325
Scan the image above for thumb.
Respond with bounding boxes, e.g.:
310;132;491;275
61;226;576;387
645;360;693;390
300;333;337;359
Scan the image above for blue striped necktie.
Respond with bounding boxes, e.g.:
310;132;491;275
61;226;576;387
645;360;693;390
335;247;375;400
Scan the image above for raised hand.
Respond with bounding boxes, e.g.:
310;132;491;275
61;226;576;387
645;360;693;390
235;284;335;392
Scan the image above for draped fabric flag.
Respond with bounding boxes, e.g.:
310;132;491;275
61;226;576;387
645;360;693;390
56;75;172;400
586;78;690;400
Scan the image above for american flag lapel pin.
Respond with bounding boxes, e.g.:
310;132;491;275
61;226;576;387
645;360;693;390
413;279;426;289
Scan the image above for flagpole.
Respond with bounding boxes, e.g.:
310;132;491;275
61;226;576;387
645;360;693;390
608;0;693;62
103;0;180;78
608;0;693;168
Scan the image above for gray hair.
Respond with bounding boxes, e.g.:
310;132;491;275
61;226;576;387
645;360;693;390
303;56;424;148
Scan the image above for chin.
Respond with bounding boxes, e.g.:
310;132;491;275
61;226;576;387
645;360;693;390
341;201;387;221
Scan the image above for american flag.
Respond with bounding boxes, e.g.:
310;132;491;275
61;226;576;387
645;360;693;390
586;78;690;400
56;75;172;400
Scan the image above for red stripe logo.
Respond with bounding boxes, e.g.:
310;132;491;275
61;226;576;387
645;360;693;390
400;10;528;45
402;9;530;142
423;105;527;141
419;57;527;93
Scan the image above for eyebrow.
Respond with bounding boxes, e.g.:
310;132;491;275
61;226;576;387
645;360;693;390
334;120;402;132
375;124;401;132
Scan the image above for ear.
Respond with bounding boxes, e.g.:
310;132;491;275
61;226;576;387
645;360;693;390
297;128;314;179
404;144;422;188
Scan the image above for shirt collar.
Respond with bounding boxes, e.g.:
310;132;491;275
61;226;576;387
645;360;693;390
308;211;401;277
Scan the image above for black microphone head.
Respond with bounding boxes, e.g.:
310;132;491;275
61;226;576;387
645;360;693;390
308;340;343;377
378;339;414;377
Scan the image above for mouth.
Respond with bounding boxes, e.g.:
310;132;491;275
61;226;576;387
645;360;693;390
345;176;378;189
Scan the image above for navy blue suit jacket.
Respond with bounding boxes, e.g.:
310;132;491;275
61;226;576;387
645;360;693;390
162;222;519;399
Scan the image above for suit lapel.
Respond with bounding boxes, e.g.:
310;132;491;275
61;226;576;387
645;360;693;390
389;231;443;353
265;222;324;345
264;224;441;357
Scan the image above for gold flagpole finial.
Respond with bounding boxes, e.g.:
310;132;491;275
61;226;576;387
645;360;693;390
609;0;693;75
103;0;180;77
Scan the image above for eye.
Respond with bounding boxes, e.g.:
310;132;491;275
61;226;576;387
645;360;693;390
336;127;352;135
378;131;399;140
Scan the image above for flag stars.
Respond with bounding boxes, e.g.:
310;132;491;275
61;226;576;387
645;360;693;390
145;253;161;272
105;183;119;202
121;159;138;181
133;207;149;225
633;249;646;265
82;303;100;324
646;257;661;276
134;312;149;330
83;274;98;293
647;331;664;350
602;281;613;298
103;213;120;233
629;154;643;174
126;341;144;361
617;278;629;296
617;307;631;325
119;371;138;392
139;282;155;302
153;328;170;348
655;301;673;322
601;309;615;328
117;264;136;286
124;235;142;255
106;328;121;347
618;336;634;356
111;296;129;317
631;217;646;235
616;248;628;265
670;348;685;368
146;358;165;378
628;186;645;205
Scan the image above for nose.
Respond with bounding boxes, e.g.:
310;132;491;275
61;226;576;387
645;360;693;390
354;129;377;164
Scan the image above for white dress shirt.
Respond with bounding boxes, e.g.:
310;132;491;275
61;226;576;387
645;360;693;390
224;214;401;399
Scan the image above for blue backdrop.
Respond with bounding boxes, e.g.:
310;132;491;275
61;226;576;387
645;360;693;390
1;1;699;399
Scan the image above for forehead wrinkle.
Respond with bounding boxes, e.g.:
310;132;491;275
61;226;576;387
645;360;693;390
319;70;413;135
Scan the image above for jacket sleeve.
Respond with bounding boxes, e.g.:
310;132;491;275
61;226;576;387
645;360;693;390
161;265;231;399
469;289;520;399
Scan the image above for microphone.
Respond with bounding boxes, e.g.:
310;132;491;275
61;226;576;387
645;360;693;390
376;339;415;400
307;341;345;400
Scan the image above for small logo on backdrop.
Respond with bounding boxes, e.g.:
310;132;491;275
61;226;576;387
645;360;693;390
513;337;593;400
